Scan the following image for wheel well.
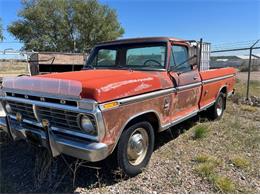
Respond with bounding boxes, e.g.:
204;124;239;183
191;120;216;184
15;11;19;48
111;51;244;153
220;86;227;96
110;112;160;154
124;112;160;133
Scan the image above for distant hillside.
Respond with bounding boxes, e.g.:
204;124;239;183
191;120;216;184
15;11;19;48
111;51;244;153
210;55;260;71
211;56;241;61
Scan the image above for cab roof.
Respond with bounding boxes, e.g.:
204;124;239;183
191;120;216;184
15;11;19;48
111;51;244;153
96;37;186;46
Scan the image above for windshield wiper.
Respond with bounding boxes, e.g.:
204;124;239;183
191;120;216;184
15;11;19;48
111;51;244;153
116;65;132;70
82;64;95;70
172;55;197;70
83;65;130;70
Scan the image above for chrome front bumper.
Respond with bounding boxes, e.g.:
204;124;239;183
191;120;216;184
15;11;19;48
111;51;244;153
3;117;109;162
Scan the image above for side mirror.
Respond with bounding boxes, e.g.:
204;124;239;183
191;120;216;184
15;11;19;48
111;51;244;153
189;45;198;65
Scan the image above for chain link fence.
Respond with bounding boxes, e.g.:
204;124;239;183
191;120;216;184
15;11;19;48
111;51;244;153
211;40;260;99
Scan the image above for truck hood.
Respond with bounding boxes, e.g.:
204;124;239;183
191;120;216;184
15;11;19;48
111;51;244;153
3;70;172;103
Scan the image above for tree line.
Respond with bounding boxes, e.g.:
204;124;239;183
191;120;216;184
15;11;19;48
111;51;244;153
1;0;124;53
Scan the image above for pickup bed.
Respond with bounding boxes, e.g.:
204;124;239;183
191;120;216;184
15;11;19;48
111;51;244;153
0;37;236;176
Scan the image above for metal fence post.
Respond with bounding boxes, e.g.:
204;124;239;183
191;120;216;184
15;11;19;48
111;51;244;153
246;40;259;100
198;38;203;71
246;48;252;100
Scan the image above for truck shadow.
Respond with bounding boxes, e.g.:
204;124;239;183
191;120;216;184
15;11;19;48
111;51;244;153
0;115;201;193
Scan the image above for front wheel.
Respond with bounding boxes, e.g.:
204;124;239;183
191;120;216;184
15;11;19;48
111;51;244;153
116;121;155;177
208;92;225;120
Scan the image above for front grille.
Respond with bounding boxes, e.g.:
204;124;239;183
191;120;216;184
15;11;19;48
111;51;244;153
6;100;95;134
37;107;82;132
7;100;37;122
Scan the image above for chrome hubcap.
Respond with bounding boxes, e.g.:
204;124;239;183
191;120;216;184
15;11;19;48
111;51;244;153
127;128;149;166
216;97;223;116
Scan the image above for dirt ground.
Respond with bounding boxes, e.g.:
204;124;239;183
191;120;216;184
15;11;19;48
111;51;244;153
236;71;260;82
0;60;29;78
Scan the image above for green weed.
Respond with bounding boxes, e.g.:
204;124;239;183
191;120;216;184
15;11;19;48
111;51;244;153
193;125;208;139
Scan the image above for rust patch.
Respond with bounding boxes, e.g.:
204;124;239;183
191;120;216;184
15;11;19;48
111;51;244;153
101;94;174;148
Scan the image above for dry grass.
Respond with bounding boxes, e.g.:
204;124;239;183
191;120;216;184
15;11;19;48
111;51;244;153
230;156;250;169
236;71;260;82
195;162;216;177
240;105;257;112
212;175;236;193
0;60;29;77
195;154;211;163
194;154;236;193
235;79;260;97
195;154;220;165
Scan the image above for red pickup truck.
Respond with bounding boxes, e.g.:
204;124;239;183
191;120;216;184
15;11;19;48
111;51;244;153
0;37;236;176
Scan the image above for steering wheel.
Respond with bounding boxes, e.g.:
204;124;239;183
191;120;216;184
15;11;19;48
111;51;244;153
143;59;162;66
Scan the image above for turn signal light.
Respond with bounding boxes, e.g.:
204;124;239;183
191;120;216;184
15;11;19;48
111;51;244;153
102;101;119;110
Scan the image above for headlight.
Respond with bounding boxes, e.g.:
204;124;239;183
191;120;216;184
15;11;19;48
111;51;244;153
78;114;97;135
4;102;12;113
0;102;6;116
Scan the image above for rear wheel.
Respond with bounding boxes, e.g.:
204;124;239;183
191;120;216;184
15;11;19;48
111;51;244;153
207;93;225;120
116;121;154;177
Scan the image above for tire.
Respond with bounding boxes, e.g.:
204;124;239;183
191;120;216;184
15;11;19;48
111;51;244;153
208;93;225;120
116;121;155;177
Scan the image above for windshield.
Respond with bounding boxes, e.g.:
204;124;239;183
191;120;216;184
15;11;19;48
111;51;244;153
84;42;167;70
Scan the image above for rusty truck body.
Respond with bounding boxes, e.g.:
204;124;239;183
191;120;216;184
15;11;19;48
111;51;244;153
0;37;236;176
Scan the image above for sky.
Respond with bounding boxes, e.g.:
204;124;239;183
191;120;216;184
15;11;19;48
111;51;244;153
0;0;260;52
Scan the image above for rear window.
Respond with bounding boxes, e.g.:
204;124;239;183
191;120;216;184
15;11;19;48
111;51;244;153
126;46;166;67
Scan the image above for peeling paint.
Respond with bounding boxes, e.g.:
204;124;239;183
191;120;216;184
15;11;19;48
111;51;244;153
100;77;154;92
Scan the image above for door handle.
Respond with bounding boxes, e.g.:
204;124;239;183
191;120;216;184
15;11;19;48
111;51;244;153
193;76;199;80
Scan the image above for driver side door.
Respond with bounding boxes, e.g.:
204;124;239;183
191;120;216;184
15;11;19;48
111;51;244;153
169;44;202;121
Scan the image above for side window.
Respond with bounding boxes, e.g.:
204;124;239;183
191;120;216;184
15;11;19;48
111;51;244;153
170;45;191;72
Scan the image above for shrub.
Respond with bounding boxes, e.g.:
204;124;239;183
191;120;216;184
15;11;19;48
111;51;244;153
212;175;235;193
230;156;250;169
194;154;237;193
195;154;220;165
195;154;211;163
239;65;259;72
195;162;215;177
239;60;259;72
193;125;208;139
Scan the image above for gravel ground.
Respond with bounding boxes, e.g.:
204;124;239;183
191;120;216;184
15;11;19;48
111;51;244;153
0;99;259;193
236;71;260;82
